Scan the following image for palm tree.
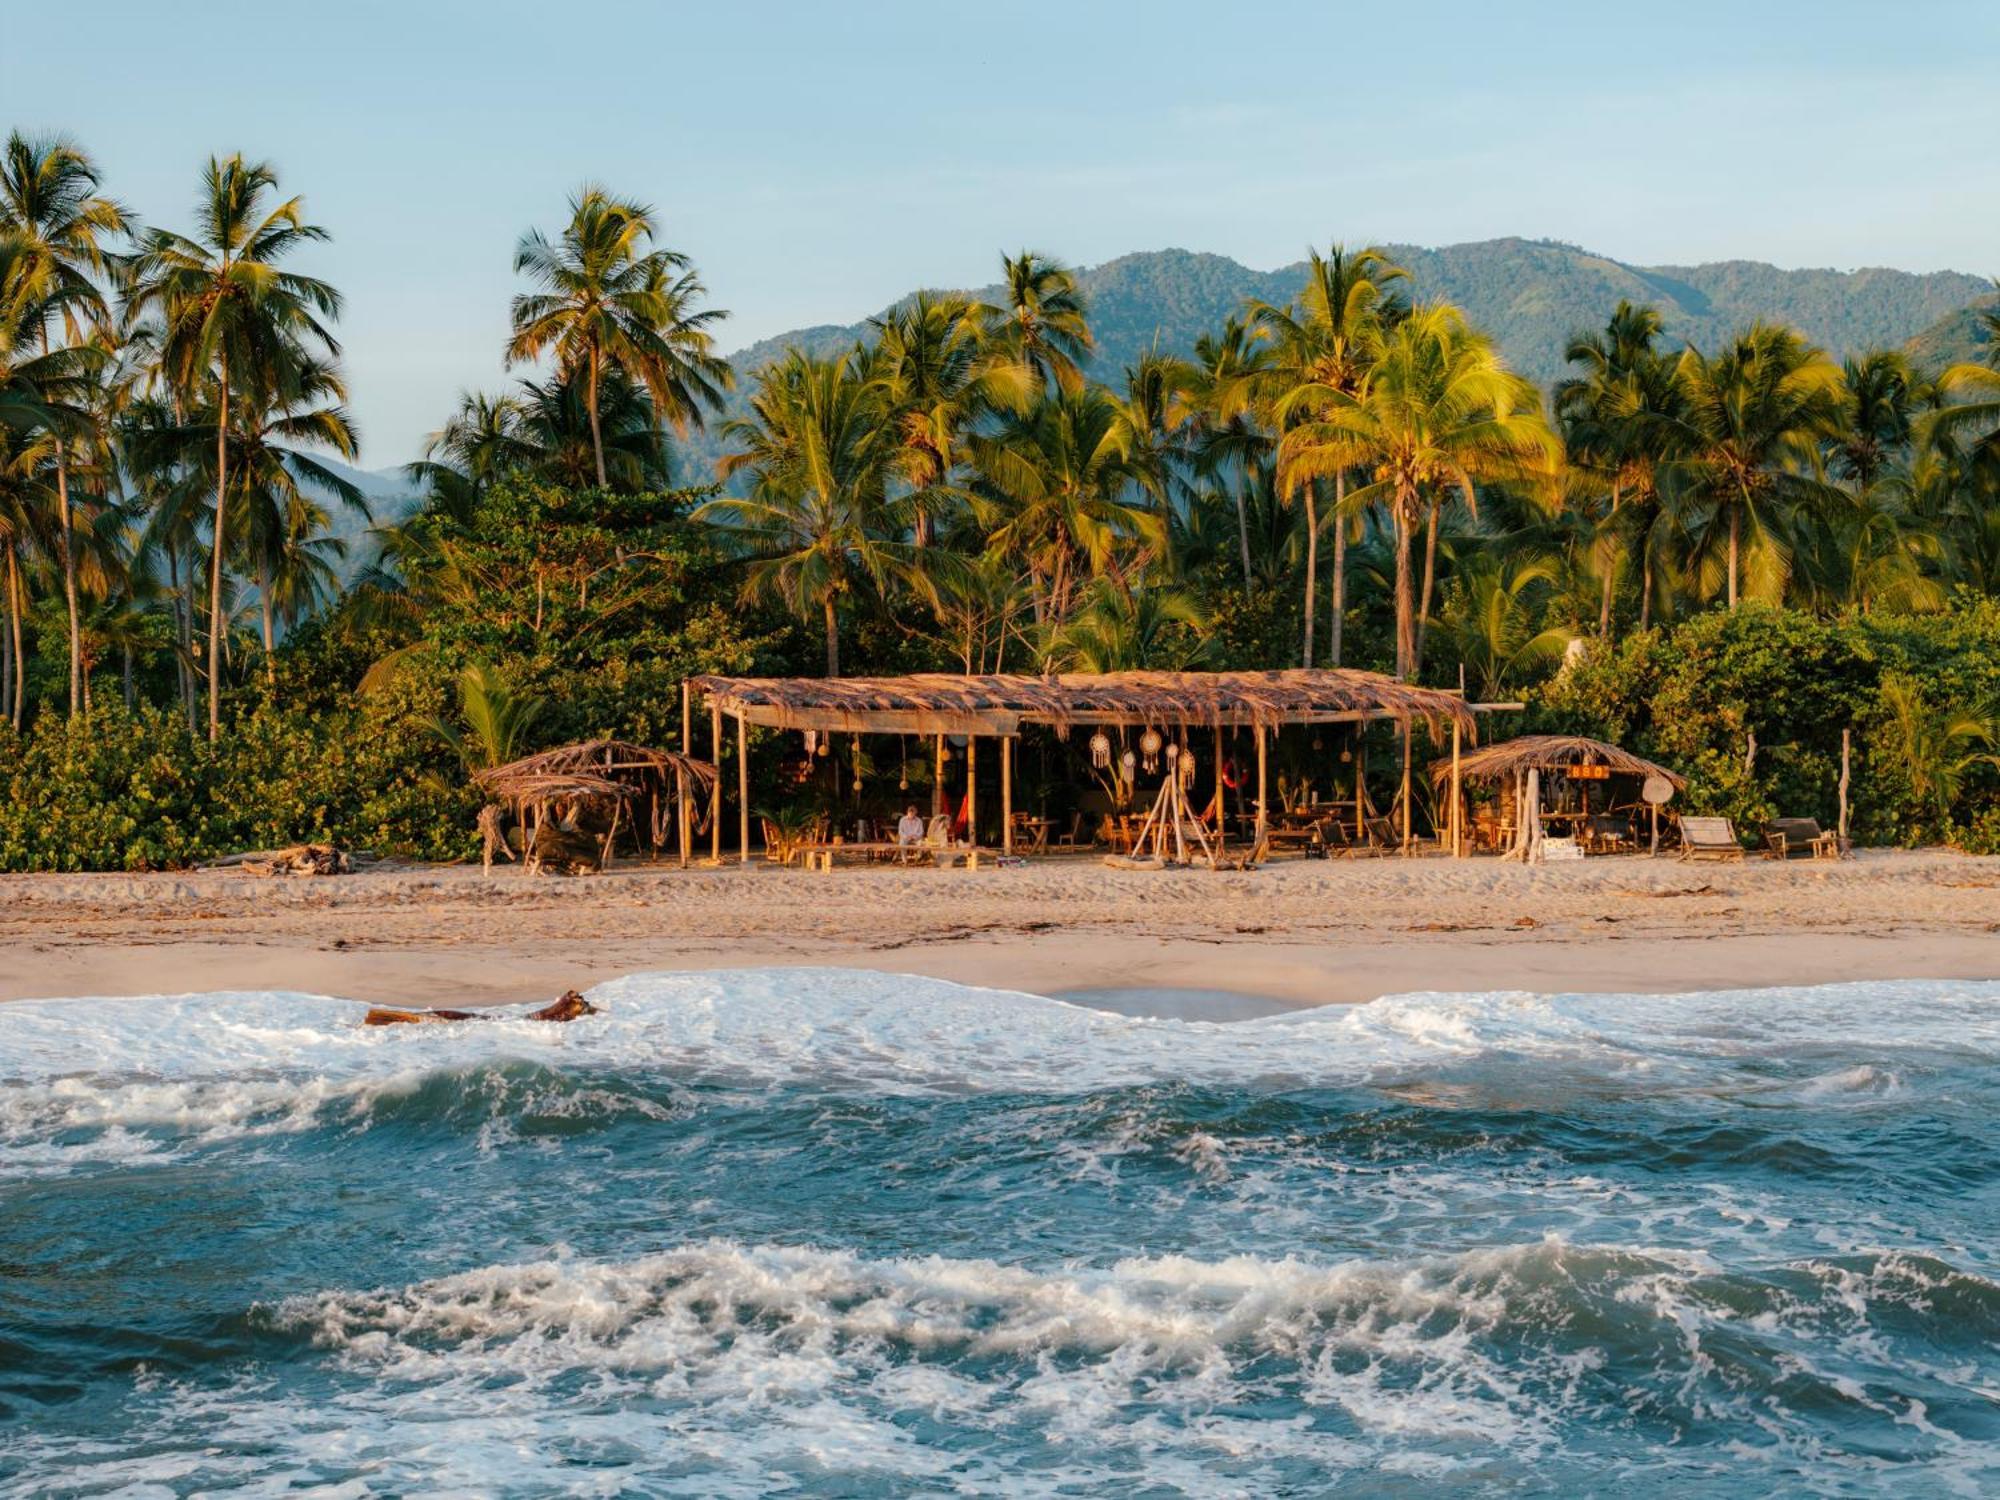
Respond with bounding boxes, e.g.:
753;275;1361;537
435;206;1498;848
1;132;126;714
697;348;911;676
1880;675;1999;835
1429;551;1574;700
1047;576;1210;672
1278;302;1557;679
982;252;1094;396
866;291;1029;544
432;663;546;770
1662;325;1847;610
126;154;342;739
1185;316;1271;588
969;387;1166;636
507;187;730;489
1554;302;1679;641
1250;245;1407;667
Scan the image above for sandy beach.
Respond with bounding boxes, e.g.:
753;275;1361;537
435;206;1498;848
5;847;1998;1008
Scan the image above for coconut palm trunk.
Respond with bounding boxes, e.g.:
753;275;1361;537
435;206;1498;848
7;547;23;729
56;453;81;715
1393;503;1417;680
1234;476;1252;588
1415;497;1441;677
259;559;277;687
1727;505;1740;609
823;596;840;677
1599;481;1621;640
1301;480;1319;668
1328;470;1347;668
208;364;228;741
587;347;607;489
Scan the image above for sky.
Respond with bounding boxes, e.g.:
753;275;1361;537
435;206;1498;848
11;0;1999;466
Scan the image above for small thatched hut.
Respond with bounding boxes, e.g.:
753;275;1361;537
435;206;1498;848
475;740;716;874
1432;734;1683;860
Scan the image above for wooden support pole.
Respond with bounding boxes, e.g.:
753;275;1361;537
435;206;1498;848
1255;725;1268;843
1001;736;1013;853
710;704;722;863
967;736;978;848
736;712;750;864
1456;724;1472;864
681;680;691;756
934;735;945;819
1400;723;1413;853
1213;723;1225;824
676;765;690;869
1356;728;1366;840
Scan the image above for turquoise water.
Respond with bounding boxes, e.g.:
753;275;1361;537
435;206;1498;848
2;970;1997;1496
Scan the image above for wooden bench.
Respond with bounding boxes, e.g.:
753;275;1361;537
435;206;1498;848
1763;818;1841;860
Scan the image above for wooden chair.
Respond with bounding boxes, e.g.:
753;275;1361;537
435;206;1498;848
1054;811;1085;851
1678;815;1745;861
1763;817;1840;861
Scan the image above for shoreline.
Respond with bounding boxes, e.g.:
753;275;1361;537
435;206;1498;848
6;847;1998;1008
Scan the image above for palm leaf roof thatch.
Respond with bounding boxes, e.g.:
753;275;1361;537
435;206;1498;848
693;669;1480;737
475;739;717;808
1432;734;1684;787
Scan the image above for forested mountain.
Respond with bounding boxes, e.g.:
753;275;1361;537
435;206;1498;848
678;239;1989;482
739;241;1990;379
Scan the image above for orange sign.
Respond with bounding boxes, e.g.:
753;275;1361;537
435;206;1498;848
1567;764;1611;780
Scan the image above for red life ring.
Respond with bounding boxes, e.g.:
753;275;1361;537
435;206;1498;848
1220;757;1245;790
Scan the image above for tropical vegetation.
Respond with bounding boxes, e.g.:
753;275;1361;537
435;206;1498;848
4;127;2000;867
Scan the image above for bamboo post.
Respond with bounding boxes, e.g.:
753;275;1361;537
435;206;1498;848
967;736;978;848
934;735;945;819
710;704;722;863
1213;723;1226;825
736;712;749;865
1450;719;1463;858
1355;728;1366;841
1001;736;1014;853
676;765;690;869
1400;724;1413;852
681;680;691;756
1255;725;1268;844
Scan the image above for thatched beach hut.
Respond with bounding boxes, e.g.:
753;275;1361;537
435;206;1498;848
1432;734;1684;859
475;739;716;873
692;669;1512;860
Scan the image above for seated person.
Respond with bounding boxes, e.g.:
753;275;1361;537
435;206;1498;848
896;805;926;846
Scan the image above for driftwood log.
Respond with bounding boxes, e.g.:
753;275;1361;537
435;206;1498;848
203;844;355;876
362;989;603;1027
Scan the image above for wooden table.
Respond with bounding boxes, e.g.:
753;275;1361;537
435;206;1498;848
795;840;918;871
1010;816;1056;853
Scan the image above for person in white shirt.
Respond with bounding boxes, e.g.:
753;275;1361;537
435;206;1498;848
896;805;926;846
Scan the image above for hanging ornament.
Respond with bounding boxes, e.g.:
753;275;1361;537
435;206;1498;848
1180;749;1199;784
1140;728;1163;773
1313;735;1325;751
816;741;830;757
851;736;863;792
804;730;818;756
1089;731;1112;769
1120;749;1137;777
899;734;909;790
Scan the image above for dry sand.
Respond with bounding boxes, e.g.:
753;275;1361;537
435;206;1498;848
4;848;1999;1008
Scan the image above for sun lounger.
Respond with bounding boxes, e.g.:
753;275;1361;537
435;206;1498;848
1678;815;1744;861
1763;817;1840;860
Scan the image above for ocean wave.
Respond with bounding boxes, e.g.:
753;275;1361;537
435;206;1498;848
4;971;1996;1179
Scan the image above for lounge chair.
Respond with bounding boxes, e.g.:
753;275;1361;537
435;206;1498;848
1763;817;1840;861
1677;816;1744;861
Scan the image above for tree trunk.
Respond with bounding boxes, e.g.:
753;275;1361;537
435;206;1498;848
1329;470;1347;668
1414;498;1440;678
0;550;12;728
57;453;81;716
1301;481;1318;668
588;348;607;490
9;546;26;729
209;364;229;741
1640;543;1654;633
259;560;277;688
1393;506;1416;680
823;596;840;677
1727;506;1740;610
1599;481;1621;641
1234;476;1252;588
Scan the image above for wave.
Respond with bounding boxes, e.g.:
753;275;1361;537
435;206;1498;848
5;971;1996;1178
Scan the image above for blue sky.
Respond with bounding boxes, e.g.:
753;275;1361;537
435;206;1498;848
13;0;1998;465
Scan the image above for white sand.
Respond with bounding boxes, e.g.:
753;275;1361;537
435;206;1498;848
5;848;1998;1008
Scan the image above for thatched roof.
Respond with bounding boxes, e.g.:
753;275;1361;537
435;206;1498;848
1432;734;1684;787
695;670;1480;736
476;739;717;807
